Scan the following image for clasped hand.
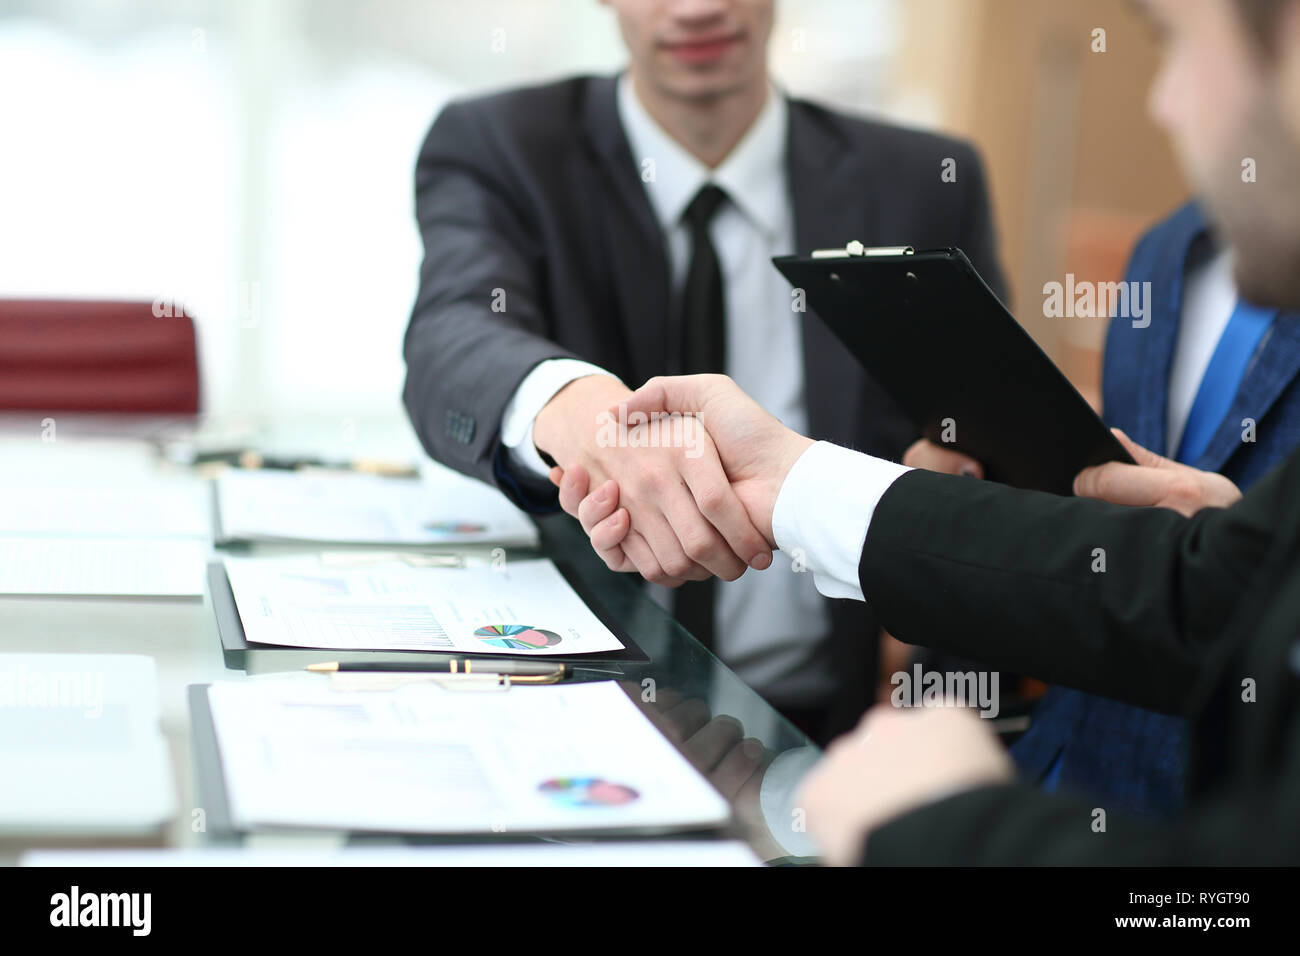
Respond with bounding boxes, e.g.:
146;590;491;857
533;374;781;586
540;374;811;583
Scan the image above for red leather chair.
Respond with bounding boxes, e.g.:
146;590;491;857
0;300;200;413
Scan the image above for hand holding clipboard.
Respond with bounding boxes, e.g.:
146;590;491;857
773;246;1134;496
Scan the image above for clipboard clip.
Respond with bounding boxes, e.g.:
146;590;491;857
811;241;914;259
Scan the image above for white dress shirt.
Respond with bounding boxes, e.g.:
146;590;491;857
772;442;912;602
500;74;833;703
1166;249;1237;456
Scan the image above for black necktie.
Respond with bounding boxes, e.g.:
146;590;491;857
673;184;728;651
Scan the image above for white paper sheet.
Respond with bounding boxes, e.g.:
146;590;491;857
205;678;731;835
22;842;762;867
0;474;209;596
0;654;175;835
0;536;207;597
215;467;538;547
0;478;210;538
222;554;624;654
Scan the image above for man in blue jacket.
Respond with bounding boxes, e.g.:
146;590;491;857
1009;201;1300;815
906;199;1300;815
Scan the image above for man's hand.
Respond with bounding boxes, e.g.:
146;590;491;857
797;705;1014;866
902;438;984;478
549;463;636;574
533;374;772;585
1073;428;1242;517
613;374;814;547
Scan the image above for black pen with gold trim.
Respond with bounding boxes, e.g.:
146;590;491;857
307;660;567;679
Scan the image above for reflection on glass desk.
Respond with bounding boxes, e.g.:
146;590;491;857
534;513;821;862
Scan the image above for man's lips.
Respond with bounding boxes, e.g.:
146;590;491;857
661;34;742;64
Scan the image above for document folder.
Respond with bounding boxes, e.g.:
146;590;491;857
207;561;648;673
187;681;732;840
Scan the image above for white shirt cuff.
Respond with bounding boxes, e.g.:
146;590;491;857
500;359;621;479
759;746;822;858
771;441;912;602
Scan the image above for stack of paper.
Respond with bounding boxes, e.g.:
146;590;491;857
0;654;175;837
204;678;731;835
0;537;208;598
0;478;209;597
23;842;762;866
214;467;538;548
222;553;625;655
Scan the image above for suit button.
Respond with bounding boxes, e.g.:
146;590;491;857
444;411;476;445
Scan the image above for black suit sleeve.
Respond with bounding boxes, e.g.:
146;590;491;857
402;101;579;500
857;454;1291;715
862;774;1300;865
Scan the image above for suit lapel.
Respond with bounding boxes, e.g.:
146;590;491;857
580;75;671;382
788;102;872;445
1194;311;1300;471
1132;284;1175;455
1137;205;1209;456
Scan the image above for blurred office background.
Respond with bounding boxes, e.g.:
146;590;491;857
0;0;1185;423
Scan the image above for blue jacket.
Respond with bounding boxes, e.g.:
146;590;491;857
1010;201;1300;816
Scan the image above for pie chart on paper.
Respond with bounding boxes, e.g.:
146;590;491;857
538;777;640;807
473;624;563;650
423;521;488;534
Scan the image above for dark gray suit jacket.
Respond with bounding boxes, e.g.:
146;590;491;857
402;74;1007;734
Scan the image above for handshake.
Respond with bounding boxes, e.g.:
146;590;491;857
537;373;1244;585
535;373;811;584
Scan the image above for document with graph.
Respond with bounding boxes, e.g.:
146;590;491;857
221;554;625;655
203;678;732;835
214;467;539;548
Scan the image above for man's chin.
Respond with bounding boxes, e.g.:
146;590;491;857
1213;185;1300;307
1202;91;1300;309
1231;250;1300;309
653;63;752;104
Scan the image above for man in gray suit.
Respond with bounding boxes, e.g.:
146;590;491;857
402;0;1005;741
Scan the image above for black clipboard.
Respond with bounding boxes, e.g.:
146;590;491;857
774;246;1133;495
207;561;649;672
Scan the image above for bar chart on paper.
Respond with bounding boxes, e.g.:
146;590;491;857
277;603;456;651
